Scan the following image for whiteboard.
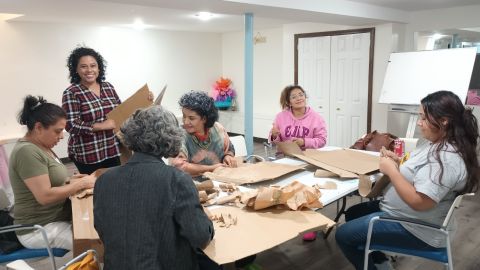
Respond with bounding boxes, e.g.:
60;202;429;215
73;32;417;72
379;48;477;105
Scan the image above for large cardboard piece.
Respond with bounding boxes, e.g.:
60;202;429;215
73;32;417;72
203;206;335;264
277;142;379;178
203;162;305;185
106;84;153;133
71;196;104;259
304;149;379;175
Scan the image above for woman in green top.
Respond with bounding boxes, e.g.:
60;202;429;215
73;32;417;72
9;95;95;250
172;91;237;177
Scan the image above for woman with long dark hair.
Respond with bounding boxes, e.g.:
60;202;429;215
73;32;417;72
335;90;480;269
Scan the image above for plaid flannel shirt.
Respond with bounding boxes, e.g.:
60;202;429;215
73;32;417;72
62;82;121;164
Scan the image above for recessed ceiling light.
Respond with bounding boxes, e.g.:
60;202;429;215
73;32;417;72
432;33;446;40
131;18;147;30
0;13;24;21
195;11;214;21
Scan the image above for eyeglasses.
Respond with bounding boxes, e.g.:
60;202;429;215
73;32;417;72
289;92;305;100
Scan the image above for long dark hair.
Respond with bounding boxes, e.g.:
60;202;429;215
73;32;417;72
421;90;480;194
18;95;66;131
67;47;106;84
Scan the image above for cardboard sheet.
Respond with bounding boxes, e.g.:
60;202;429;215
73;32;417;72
293;153;358;178
203;206;335;265
106;84;153;132
276;142;375;178
304;149;379;175
276;141;304;156
203;162;305;185
358;174;391;198
153;84;167;105
71;196;104;259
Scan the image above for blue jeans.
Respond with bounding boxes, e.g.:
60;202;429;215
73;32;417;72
335;201;433;270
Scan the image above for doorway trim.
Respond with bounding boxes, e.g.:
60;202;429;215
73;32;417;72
294;27;375;132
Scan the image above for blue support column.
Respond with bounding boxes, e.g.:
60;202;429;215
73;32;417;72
244;13;254;155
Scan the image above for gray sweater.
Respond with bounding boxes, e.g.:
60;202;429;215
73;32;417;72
94;152;214;270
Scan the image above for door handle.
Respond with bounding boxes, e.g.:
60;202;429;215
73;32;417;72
318;106;323;109
336;108;340;111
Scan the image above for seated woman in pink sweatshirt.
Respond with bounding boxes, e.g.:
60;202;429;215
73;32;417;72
270;85;327;150
269;84;327;241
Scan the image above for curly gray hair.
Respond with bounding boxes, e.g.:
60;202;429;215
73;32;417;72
120;106;183;158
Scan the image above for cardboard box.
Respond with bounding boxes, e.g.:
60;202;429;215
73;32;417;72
203;206;335;264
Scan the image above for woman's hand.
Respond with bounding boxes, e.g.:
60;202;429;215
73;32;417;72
93;119;116;131
148;91;155;102
380;146;400;164
223;155;238;168
379;156;399;176
70;174;96;190
293;138;304;147
271;124;280;140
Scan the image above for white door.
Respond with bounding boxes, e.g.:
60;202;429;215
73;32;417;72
330;33;370;147
297;36;331;134
297;32;370;147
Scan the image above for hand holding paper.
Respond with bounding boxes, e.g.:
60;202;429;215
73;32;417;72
380;146;400;164
379;155;399;175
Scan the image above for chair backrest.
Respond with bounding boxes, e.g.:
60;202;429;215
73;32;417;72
442;193;474;228
229;136;248;157
0;224;62;270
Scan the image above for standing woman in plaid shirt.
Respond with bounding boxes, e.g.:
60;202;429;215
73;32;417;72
62;47;121;174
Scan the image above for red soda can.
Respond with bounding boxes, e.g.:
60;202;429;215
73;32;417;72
394;139;404;157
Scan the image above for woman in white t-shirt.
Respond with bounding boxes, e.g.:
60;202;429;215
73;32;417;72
335;90;480;270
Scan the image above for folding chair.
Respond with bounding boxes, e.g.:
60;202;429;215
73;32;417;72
363;193;474;270
229;135;265;163
58;249;100;270
0;224;69;270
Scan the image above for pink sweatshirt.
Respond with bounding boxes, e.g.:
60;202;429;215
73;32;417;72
270;107;327;149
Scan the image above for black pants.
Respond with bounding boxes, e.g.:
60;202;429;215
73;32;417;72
72;156;121;175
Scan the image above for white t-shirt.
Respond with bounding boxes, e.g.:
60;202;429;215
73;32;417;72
380;142;467;248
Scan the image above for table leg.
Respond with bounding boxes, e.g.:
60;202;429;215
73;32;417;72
323;196;347;239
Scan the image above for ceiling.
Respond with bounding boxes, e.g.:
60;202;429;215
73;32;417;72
0;0;479;33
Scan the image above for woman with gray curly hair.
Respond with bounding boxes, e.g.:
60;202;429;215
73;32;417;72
172;91;237;177
94;106;214;270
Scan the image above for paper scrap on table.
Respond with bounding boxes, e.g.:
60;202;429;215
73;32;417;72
314;169;339;178
358;174;390;198
313;181;337;190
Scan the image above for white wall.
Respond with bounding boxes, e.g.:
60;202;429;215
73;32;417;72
220;28;284;138
0;21;222;140
220;22;396;138
404;4;480;50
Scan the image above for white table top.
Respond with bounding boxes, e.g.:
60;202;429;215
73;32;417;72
210;146;382;208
